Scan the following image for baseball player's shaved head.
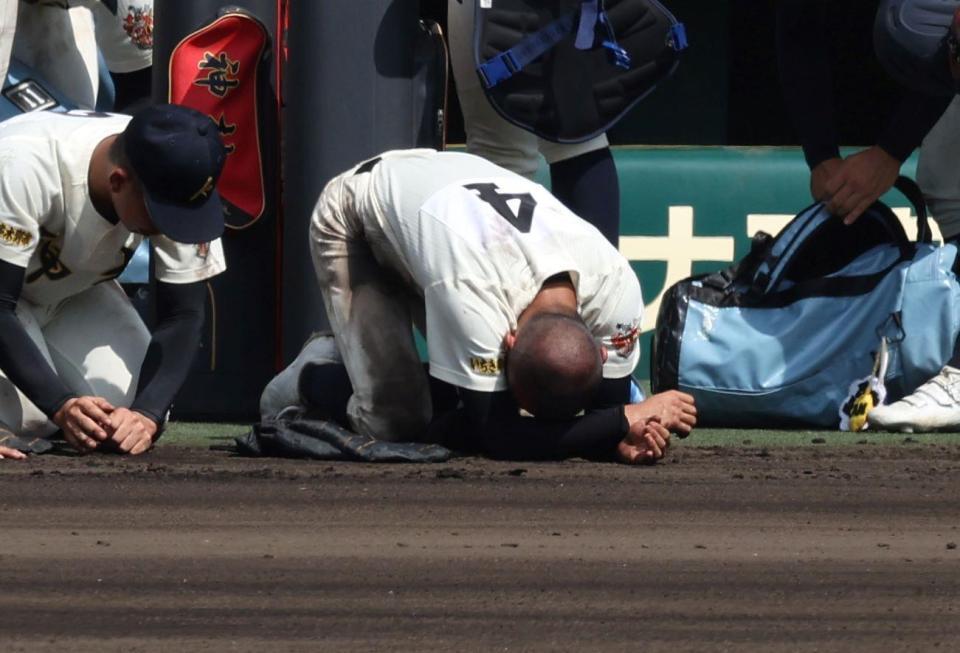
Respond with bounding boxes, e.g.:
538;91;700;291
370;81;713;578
506;312;603;419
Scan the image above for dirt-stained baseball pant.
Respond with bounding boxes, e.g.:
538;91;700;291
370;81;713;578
447;0;609;179
309;164;433;443
918;94;960;241
0;281;151;438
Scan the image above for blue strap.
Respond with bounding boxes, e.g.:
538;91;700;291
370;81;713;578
668;23;689;51
598;10;631;69
478;13;576;88
478;0;654;88
575;0;600;50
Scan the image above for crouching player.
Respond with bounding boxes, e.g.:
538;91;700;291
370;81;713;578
267;149;696;464
0;104;227;460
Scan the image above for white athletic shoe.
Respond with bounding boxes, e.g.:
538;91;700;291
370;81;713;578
868;366;960;432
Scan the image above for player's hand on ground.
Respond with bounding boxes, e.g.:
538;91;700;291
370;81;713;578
0;445;26;461
617;418;671;464
624;390;697;437
105;408;157;455
52;396;114;453
822;146;900;225
810;157;843;203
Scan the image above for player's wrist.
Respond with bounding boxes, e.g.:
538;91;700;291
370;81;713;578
50;394;80;423
131;408;162;436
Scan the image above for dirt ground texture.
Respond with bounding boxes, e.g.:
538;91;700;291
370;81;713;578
2;441;960;652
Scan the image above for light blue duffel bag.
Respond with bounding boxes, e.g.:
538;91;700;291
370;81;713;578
651;177;960;428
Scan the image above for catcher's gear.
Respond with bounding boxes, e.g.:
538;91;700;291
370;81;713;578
474;0;687;143
874;0;959;96
0;429;53;455
235;409;453;463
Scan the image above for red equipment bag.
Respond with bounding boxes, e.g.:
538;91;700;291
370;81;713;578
168;9;271;228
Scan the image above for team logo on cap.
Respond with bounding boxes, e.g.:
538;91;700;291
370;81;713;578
190;177;215;203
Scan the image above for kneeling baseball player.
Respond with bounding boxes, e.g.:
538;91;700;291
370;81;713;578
282;149;696;464
0;104;227;460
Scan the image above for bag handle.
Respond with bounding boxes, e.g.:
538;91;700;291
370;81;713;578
746;176;929;298
892;176;931;244
755;198;915;297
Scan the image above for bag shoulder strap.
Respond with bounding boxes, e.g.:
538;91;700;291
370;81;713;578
893;176;931;243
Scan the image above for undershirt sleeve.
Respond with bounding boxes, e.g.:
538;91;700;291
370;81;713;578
429;377;631;461
776;0;840;169
0;259;76;417
777;0;952;167
130;279;206;423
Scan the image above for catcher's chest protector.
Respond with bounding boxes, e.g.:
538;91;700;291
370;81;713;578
474;0;687;143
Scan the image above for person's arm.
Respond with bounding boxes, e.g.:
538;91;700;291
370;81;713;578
106;279;206;454
776;0;839;170
428;374;696;461
456;386;629;461
0;260;76;416
0;259;113;452
877;95;954;164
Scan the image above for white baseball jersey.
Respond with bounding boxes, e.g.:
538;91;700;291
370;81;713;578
70;0;153;73
0;111;225;307
362;149;643;393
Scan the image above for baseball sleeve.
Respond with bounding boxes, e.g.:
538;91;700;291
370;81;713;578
0;151;47;268
151;235;226;284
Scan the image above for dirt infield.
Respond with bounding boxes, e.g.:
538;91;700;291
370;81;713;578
2;441;960;652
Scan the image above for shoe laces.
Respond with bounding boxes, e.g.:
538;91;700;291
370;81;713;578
914;366;960;406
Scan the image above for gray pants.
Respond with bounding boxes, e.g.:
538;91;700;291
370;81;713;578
446;0;609;179
918;95;960;240
308;164;433;442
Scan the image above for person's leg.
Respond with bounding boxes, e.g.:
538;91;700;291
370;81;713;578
309;167;433;442
546;145;621;247
918;95;960;242
448;1;622;242
447;0;542;178
111;66;152;113
869;109;960;432
259;332;342;421
13;3;99;109
0;0;17;87
42;282;151;411
922;95;960;375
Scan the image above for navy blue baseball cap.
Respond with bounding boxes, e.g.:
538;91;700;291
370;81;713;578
124;104;227;244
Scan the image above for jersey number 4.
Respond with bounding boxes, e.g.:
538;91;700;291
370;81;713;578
464;183;537;233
